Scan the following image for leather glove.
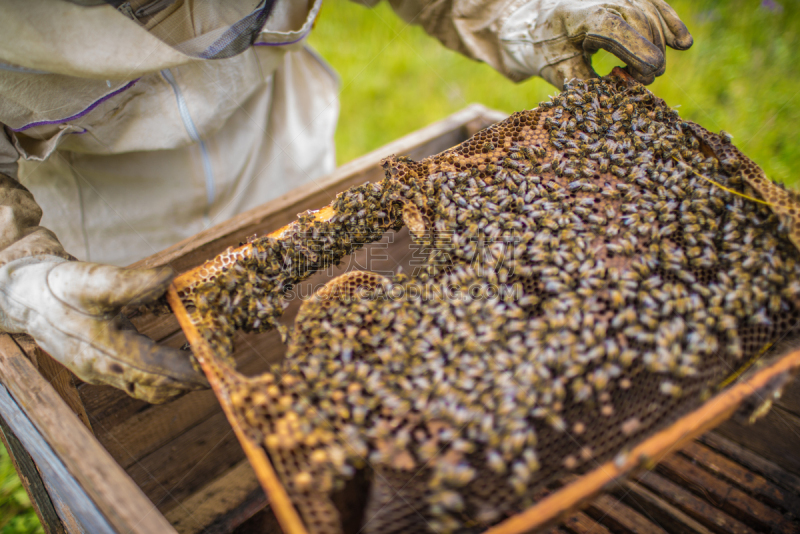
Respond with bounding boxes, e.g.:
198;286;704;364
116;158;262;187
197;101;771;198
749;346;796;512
498;0;693;88
0;256;208;403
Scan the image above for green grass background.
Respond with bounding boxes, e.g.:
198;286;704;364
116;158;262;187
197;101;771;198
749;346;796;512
311;0;800;186
0;445;43;534
1;0;797;530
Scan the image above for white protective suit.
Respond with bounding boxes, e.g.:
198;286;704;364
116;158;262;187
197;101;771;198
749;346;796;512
1;0;338;266
0;0;691;402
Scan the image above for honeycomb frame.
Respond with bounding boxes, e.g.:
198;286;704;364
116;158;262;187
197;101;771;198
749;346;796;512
167;68;800;534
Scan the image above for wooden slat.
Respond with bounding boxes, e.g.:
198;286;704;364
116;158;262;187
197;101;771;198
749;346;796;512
96;388;220;469
699;432;800;496
680;440;800;514
584;493;667;534
560;511;613;534
0;334;175;534
485;351;800;534
231;508;283;534
75;322;191;439
78;333;244;438
0;385;113;534
777;379;800;417
12;335;92;431
612;479;714;534
164;459;264;534
657;454;799;533
77;383;150;434
94;329;281;467
715;404;800;478
634;470;756;534
130;314;182;345
126;410;245;513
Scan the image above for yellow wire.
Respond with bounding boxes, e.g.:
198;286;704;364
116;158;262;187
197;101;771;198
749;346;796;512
672;156;772;206
717;341;774;391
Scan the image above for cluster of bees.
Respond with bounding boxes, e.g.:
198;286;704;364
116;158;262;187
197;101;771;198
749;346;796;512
185;74;800;534
189;184;403;359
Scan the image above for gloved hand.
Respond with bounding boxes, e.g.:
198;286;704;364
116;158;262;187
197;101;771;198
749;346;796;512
0;256;208;403
498;0;693;88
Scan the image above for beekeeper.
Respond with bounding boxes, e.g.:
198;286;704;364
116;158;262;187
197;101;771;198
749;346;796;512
0;0;692;403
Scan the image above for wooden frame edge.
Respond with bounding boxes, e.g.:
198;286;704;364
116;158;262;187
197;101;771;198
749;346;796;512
173;206;335;293
0;409;67;534
0;334;175;534
484;349;800;534
166;286;309;534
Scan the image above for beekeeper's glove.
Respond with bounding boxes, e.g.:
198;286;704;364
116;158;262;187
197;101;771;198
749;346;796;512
0;256;207;403
499;0;693;87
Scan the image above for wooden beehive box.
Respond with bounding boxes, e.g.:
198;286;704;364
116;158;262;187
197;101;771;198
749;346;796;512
1;105;800;534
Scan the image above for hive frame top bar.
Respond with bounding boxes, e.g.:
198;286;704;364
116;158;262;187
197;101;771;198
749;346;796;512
171;205;336;295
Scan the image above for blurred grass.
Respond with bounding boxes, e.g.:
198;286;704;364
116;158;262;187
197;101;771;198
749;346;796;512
309;0;800;188
2;0;798;531
0;444;43;534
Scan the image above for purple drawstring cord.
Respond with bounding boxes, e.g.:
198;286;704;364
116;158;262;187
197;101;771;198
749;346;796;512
11;79;140;132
